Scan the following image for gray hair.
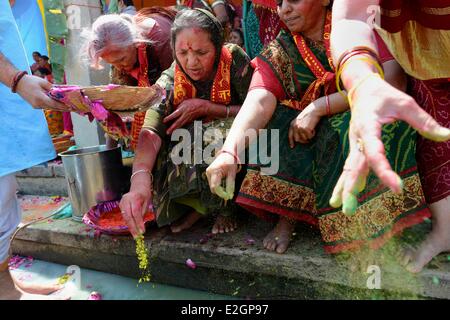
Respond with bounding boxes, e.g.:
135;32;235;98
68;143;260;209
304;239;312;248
82;13;152;69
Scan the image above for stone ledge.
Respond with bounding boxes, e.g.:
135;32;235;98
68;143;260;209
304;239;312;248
16;161;66;178
16;164;53;178
16;177;68;197
49;162;66;177
10;211;450;300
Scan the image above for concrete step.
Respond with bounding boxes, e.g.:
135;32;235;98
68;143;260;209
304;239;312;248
11;200;450;300
15;159;133;197
16;161;68;196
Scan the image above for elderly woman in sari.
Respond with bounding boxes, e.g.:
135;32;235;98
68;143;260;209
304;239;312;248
206;0;430;259
119;9;253;238
84;7;176;150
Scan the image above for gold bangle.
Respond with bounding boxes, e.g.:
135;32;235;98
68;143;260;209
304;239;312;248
336;46;381;73
336;56;385;101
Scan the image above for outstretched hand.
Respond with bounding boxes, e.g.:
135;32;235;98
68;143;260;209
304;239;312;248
331;75;450;215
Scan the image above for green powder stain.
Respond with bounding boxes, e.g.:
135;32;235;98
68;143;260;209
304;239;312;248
135;235;151;284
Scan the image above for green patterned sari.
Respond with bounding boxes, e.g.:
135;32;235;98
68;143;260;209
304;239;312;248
236;30;430;253
143;44;253;226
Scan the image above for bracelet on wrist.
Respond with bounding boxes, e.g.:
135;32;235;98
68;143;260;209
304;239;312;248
11;71;28;93
130;169;153;189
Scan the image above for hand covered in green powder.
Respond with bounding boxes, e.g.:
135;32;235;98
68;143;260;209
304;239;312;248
206;152;239;201
330;75;450;215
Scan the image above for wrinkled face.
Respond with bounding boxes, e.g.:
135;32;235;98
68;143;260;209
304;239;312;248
229;31;243;46
276;0;326;34
175;28;216;82
101;45;138;73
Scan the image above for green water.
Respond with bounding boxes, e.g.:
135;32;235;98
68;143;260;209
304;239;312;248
10;259;236;300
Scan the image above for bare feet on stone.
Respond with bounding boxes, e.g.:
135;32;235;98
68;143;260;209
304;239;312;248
170;211;202;233
399;229;450;273
263;216;296;254
399;198;450;273
212;215;238;234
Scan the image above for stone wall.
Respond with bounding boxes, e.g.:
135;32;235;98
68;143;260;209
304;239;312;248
16;162;68;196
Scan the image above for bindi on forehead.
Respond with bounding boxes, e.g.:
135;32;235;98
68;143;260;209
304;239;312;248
175;28;212;50
177;39;199;51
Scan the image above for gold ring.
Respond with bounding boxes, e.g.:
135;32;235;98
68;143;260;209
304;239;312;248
356;138;364;152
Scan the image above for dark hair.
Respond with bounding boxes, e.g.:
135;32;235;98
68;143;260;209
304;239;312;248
41;55;50;61
225;3;236;25
37;67;51;76
32;51;41;56
231;28;243;41
171;9;224;68
120;0;134;6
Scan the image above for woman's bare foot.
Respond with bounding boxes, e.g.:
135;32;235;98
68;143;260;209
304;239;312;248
399;230;450;273
170;211;202;233
263;216;296;254
212;215;238;234
399;197;450;273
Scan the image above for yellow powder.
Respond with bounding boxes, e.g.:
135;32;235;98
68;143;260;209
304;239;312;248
135;235;151;283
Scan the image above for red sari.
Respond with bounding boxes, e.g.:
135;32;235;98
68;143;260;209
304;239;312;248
378;0;450;203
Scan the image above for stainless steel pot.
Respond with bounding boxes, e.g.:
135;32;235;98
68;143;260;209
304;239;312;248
59;145;125;221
